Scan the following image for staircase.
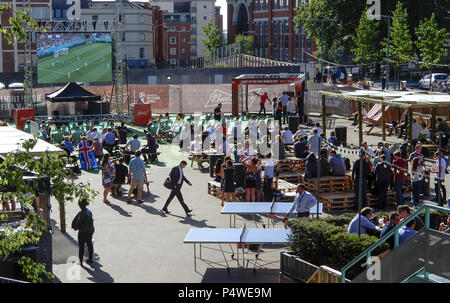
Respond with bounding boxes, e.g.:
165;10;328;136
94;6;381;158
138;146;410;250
341;204;450;283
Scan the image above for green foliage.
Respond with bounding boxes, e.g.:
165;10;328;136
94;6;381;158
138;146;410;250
415;13;447;71
418;210;448;230
233;34;254;56
381;2;414;68
294;0;366;62
287;217;389;280
17;256;55;283
0;136;97;282
353;8;380;65
0;4;44;45
321;213;354;227
201;21;222;59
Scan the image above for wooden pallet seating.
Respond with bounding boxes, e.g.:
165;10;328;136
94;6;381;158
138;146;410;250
278;172;304;184
275;179;297;193
319;192;355;211
305;176;349;193
207;181;222;199
278;191;296;202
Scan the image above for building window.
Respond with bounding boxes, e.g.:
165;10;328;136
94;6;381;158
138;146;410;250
182;48;185;54
140;48;145;59
204;5;207;9
182;26;186;31
182;37;186;42
140;33;146;41
170;37;176;44
170;59;177;65
122;33;126;41
204;16;207;20
170;26;176;31
170;48;177;55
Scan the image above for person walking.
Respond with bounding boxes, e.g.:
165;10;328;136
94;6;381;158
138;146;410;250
101;154;114;204
71;198;94;267
127;150;147;204
162;160;193;215
282;184;317;221
373;155;391;209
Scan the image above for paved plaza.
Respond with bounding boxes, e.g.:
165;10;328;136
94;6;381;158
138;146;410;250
50;114;449;283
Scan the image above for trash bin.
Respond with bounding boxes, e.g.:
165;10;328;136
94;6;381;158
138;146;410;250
335;126;347;147
209;153;224;177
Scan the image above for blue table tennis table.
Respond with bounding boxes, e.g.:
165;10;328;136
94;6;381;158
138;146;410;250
221;201;323;228
184;224;291;273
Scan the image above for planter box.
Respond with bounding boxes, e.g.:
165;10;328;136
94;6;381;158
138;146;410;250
279;251;319;283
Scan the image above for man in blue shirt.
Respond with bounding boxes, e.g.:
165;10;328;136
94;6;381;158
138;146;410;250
127;151;147;204
63;136;74;154
329;149;346;176
398;220;417;245
104;128;116;153
348;207;377;234
283;184;317;221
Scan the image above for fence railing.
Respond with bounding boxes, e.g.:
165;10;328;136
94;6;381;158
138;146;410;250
34;114;132;124
341;204;450;283
0;276;29;283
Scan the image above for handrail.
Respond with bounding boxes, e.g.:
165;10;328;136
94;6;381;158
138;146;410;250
341;204;449;283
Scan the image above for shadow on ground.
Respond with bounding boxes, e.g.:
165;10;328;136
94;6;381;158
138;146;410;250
200;268;279;283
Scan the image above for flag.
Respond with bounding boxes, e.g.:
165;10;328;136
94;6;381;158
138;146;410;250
78;140;98;170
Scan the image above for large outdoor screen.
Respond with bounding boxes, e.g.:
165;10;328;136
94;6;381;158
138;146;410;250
37;33;112;84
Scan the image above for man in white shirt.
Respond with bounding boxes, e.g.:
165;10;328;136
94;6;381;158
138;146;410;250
418;123;431;143
314;123;323;136
87;128;101;142
411;119;420;140
361;141;374;158
125;134;141;153
287;97;296;116
307;129;320;156
282;127;294;145
263;153;275;201
283;184;317;221
430;151;447;205
294;126;307;141
280;92;289;124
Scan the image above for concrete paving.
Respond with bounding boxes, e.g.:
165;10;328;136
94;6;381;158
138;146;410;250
50;115;449;283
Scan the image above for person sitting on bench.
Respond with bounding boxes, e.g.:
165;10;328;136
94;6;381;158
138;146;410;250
142;130;159;163
124;134;141;164
103;128;117;154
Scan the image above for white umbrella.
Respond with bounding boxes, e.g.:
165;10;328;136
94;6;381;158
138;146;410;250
8;82;24;89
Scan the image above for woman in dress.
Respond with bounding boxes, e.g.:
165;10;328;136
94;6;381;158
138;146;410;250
222;160;236;205
411;157;424;208
101;153;114;204
240;156;260;202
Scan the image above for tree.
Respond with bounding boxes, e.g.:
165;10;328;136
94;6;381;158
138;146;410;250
353;8;380;78
233;34;254;56
201;21;222;60
381;1;414;89
415;13;447;80
294;0;366;63
0;137;97;282
0;3;42;44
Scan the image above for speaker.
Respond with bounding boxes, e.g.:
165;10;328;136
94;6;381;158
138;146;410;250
335;126;347;147
288;116;299;132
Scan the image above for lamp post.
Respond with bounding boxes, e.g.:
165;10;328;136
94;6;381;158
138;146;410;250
307;18;338;76
378;15;407;90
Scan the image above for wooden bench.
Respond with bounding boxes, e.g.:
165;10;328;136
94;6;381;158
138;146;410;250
277;172;304;184
275;179;297;193
190;152;209;168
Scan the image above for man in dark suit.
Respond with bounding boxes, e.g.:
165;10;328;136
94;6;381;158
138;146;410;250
162;160;193;215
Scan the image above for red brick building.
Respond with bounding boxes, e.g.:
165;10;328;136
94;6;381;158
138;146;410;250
0;0;51;73
226;0;316;62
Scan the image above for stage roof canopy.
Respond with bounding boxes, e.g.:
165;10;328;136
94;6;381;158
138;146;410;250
46;82;101;102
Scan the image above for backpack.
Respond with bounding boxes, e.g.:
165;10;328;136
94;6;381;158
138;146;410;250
344;157;351;171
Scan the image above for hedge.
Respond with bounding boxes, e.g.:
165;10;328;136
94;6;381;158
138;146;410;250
287;218;389;280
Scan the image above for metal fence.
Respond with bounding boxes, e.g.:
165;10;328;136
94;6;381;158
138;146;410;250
34;114;132;124
0;276;29;283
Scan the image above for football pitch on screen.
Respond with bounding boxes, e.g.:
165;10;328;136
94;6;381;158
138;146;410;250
37;42;112;84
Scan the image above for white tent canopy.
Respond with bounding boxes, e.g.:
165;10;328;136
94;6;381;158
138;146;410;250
0;126;61;156
0;83;5;89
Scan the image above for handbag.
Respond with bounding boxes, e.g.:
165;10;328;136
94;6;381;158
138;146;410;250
163;176;173;190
